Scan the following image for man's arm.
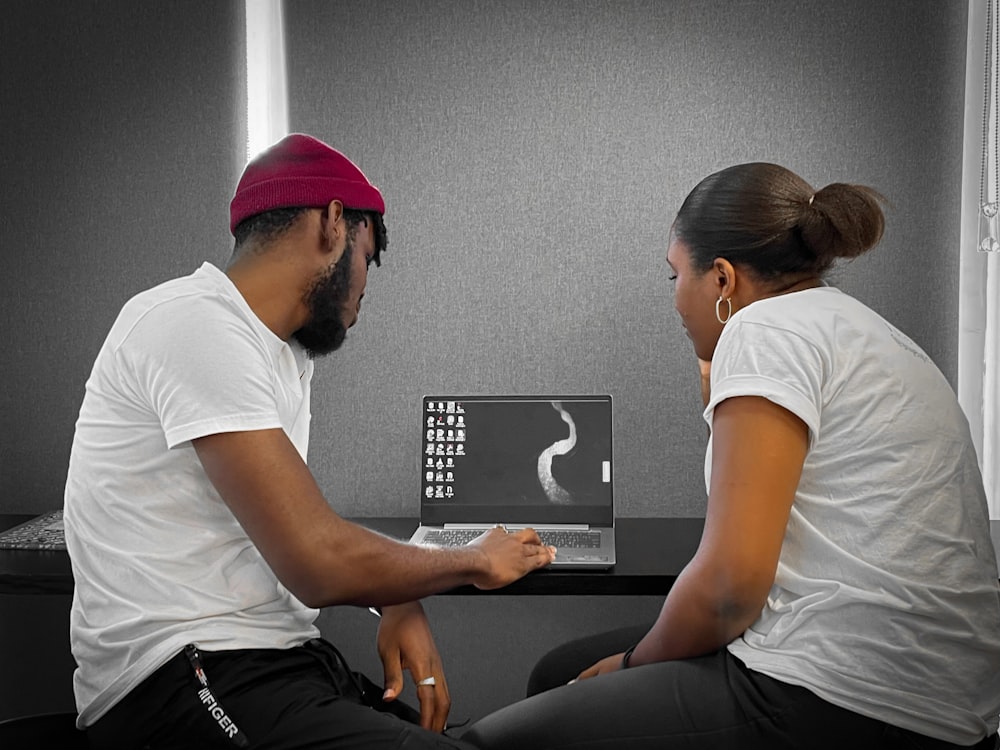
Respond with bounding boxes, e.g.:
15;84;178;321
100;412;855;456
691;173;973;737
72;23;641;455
193;428;555;608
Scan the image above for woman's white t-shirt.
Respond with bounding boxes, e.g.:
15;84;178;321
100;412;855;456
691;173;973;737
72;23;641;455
706;286;1000;744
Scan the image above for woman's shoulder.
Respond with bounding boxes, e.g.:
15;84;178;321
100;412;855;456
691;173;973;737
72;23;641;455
736;286;878;336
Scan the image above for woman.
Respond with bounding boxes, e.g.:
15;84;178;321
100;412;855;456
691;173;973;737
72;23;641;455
462;163;1000;749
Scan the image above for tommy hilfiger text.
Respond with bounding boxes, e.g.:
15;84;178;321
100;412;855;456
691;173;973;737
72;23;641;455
197;686;241;739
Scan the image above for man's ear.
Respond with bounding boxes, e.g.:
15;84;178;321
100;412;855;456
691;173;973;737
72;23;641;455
319;200;346;259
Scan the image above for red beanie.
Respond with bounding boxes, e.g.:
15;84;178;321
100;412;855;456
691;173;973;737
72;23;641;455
229;133;385;235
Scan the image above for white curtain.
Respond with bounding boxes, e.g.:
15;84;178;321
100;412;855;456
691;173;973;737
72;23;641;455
960;0;1000;519
245;0;288;162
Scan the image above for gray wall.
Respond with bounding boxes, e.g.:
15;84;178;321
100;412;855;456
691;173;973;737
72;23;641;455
0;0;246;512
285;0;968;521
0;0;968;726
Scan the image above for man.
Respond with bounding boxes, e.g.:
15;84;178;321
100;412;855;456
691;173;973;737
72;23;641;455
63;133;556;749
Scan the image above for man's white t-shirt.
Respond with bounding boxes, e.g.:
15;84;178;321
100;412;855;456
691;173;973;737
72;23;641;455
705;286;1000;744
64;263;320;727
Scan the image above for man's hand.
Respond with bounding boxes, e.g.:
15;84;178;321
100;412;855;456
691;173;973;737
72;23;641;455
573;652;624;683
377;601;451;732
466;527;557;590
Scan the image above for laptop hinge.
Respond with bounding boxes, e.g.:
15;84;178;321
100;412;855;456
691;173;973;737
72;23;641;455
442;523;591;530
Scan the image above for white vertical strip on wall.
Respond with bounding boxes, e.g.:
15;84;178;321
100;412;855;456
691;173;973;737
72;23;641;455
985;250;999;518
983;0;1000;520
959;1;995;518
245;0;288;161
980;1;1000;521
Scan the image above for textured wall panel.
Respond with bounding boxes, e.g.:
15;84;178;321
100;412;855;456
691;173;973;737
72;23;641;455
0;1;246;512
285;0;968;518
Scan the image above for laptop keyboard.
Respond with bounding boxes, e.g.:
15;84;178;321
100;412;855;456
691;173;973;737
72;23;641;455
422;528;602;549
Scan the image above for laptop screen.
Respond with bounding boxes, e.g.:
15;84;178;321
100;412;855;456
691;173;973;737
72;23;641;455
420;395;614;526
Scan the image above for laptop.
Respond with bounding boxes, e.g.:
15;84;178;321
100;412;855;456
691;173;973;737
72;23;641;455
408;395;616;569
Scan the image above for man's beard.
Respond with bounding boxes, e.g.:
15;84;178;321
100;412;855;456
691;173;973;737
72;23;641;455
293;238;354;359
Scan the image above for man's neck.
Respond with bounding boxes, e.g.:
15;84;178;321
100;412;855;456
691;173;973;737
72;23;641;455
225;247;310;342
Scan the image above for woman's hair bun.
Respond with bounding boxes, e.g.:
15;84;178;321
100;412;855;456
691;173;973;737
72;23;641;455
800;183;886;266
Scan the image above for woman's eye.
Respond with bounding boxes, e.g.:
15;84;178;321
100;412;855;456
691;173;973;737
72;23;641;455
668;274;678;281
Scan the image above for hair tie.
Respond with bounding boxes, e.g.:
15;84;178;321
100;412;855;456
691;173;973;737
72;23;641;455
808;194;815;206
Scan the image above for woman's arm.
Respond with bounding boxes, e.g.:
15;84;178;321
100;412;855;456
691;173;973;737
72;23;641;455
628;394;808;665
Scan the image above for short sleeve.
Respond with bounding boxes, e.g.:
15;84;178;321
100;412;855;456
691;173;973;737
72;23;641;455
704;317;825;448
116;293;283;449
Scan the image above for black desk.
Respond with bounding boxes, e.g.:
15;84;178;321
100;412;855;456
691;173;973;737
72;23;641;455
3;513;998;724
0;515;704;597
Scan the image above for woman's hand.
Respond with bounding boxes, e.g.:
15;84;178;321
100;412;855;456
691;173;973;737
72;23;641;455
571;652;625;683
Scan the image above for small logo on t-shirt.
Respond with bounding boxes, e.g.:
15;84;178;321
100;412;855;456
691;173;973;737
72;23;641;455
884;322;931;365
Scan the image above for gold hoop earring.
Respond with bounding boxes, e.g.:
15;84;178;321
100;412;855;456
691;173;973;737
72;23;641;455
716;296;732;325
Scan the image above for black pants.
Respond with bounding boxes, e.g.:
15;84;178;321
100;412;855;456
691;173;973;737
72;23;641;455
86;639;475;750
461;625;1000;750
